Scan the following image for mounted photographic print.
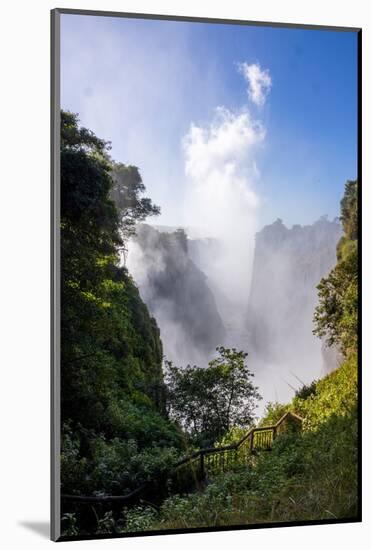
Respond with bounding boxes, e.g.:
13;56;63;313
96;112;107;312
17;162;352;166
51;8;361;541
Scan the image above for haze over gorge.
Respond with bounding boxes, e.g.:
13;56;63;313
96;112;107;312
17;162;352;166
127;216;342;406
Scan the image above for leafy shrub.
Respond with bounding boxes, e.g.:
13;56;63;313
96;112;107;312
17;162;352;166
61;513;78;537
259;402;290;425
124;506;158;533
62;432;180;496
295;380;317;400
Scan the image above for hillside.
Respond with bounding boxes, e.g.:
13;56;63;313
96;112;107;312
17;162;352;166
120;352;357;531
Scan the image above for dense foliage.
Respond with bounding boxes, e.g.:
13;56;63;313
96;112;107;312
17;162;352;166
60;112;182;505
165;347;261;447
110;163;160;255
121;353;357;532
313;180;358;354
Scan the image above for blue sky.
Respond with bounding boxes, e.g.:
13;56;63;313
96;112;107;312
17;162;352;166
61;14;358;229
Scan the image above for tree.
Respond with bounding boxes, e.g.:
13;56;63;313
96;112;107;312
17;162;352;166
313;180;358;354
60;111;166;423
165;347;261;447
110;163;160;259
340;180;358;241
60;111;181;505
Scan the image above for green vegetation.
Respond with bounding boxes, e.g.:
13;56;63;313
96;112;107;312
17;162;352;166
314;180;358;354
119;353;357;532
165;347;261;448
60;111;182;506
110;162;161;256
60;112;358;537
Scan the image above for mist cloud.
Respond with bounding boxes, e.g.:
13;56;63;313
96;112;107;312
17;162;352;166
182;71;269;307
238;62;272;106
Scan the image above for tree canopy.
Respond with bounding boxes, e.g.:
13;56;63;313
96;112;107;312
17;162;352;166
111;163;160;243
60;111;181;499
165;347;261;447
313;180;358;354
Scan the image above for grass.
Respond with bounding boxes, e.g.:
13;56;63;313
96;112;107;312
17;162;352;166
124;353;358;532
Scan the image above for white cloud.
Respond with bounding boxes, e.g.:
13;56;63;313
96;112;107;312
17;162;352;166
238;62;272;106
183;106;265;182
182;106;264;305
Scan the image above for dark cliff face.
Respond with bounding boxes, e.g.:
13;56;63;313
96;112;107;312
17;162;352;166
246;217;343;371
128;216;342;392
128;224;226;367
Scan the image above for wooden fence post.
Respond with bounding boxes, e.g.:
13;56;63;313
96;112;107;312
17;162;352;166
250;431;254;453
200;451;205;479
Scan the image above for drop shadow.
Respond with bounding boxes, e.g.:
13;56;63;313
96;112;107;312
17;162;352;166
18;521;50;539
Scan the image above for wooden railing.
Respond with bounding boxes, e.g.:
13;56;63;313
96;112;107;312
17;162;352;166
61;411;303;504
173;411;303;481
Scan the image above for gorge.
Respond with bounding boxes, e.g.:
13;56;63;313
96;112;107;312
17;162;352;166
127;217;342;406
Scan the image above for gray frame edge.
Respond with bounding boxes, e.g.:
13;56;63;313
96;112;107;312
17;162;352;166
51;8;61;542
54;7;361;32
